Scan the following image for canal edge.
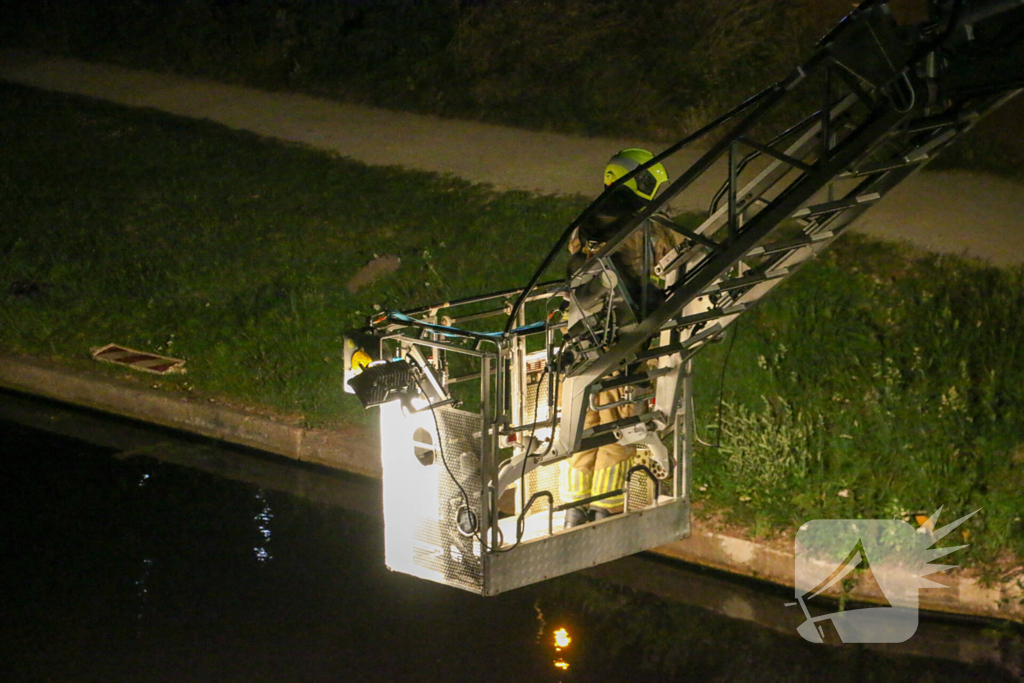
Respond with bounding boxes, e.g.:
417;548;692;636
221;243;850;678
0;355;380;478
1;354;1020;624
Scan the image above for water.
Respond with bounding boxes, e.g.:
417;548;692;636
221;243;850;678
0;393;1020;682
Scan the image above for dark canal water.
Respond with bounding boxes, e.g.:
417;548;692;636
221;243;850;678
1;392;1021;682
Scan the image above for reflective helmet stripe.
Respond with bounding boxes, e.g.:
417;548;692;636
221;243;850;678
608;154;641;174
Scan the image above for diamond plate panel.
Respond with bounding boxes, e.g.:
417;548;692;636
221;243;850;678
484;498;691;595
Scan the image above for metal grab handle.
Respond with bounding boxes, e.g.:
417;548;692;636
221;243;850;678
555;489;622;512
625;464;660;513
519;490;555;538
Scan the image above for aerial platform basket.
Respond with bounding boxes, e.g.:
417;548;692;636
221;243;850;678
349;292;694;596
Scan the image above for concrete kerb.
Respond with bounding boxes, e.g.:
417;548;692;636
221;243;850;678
1;355;1020;624
0;356;381;478
658;524;1024;624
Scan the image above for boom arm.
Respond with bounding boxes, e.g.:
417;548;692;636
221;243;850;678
544;0;1024;464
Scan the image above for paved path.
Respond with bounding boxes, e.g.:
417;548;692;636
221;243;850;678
2;50;1022;265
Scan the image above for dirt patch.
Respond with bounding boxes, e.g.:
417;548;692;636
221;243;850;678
345;254;401;294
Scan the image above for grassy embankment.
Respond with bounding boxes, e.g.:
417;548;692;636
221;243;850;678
2;0;1023;180
0;83;581;429
2;83;1022;577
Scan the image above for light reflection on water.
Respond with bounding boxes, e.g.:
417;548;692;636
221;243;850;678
134;557;153;637
0;416;1020;683
254;488;274;563
551;626;572;674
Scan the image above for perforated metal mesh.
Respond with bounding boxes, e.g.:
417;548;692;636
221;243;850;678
410;406;484;592
626;447;657;512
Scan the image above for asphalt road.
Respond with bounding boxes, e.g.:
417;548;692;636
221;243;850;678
2;50;1022;265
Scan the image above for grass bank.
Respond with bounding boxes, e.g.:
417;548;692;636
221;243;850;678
1;83;1022;575
0;82;583;428
693;236;1024;575
2;0;1022;180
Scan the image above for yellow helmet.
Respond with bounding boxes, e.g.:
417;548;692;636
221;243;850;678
604;148;668;200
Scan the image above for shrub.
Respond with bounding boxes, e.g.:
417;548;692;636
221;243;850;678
718;397;825;504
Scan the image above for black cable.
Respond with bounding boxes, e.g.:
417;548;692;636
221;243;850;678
413;330;565;555
937;0;967;46
411;374;480;539
714;318;741;448
497;362;551;553
489;332;568;554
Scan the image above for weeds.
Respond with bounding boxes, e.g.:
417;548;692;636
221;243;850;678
717;398;825;506
692;236;1024;569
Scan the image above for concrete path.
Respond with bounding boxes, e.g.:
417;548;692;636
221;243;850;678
3;50;1023;265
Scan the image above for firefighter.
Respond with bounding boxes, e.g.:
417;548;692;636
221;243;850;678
560;148;675;528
